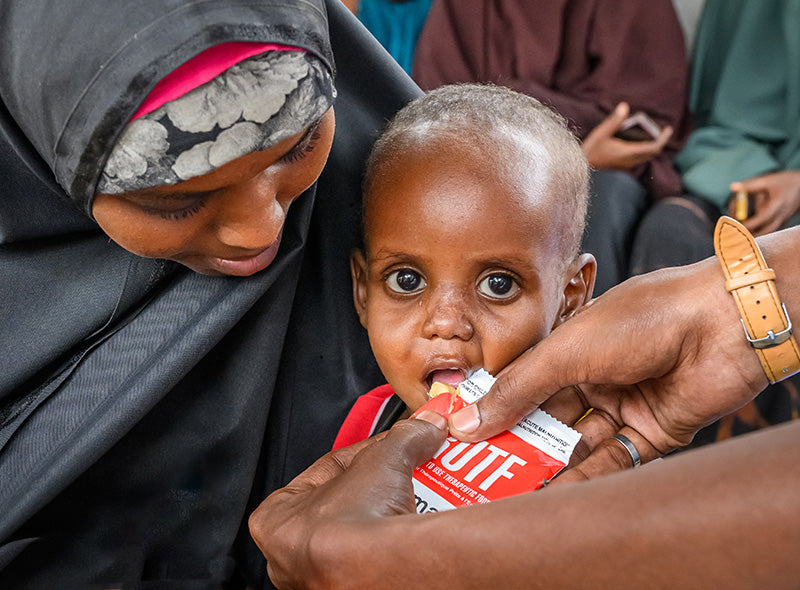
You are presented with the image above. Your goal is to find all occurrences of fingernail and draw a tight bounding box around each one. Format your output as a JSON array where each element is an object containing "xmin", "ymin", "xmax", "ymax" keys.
[
  {"xmin": 450, "ymin": 404, "xmax": 481, "ymax": 434},
  {"xmin": 615, "ymin": 103, "xmax": 627, "ymax": 115},
  {"xmin": 413, "ymin": 410, "xmax": 447, "ymax": 430}
]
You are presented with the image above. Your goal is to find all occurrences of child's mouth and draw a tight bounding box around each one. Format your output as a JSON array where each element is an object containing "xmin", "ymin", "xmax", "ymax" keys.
[{"xmin": 426, "ymin": 368, "xmax": 467, "ymax": 391}]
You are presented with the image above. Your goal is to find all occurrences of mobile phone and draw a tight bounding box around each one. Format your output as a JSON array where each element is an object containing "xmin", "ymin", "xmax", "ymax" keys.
[{"xmin": 614, "ymin": 111, "xmax": 662, "ymax": 142}]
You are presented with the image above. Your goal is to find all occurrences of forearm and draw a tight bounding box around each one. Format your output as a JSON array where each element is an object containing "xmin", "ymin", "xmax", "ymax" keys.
[{"xmin": 332, "ymin": 420, "xmax": 800, "ymax": 589}]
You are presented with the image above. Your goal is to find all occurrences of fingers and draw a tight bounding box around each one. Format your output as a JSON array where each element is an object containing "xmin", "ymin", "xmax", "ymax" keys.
[
  {"xmin": 744, "ymin": 199, "xmax": 782, "ymax": 236},
  {"xmin": 550, "ymin": 424, "xmax": 664, "ymax": 487},
  {"xmin": 621, "ymin": 125, "xmax": 673, "ymax": 164},
  {"xmin": 377, "ymin": 414, "xmax": 449, "ymax": 471},
  {"xmin": 539, "ymin": 386, "xmax": 591, "ymax": 425},
  {"xmin": 651, "ymin": 124, "xmax": 673, "ymax": 152},
  {"xmin": 280, "ymin": 434, "xmax": 386, "ymax": 494},
  {"xmin": 598, "ymin": 101, "xmax": 631, "ymax": 136},
  {"xmin": 447, "ymin": 280, "xmax": 646, "ymax": 442},
  {"xmin": 449, "ymin": 344, "xmax": 567, "ymax": 441},
  {"xmin": 731, "ymin": 177, "xmax": 767, "ymax": 194},
  {"xmin": 582, "ymin": 102, "xmax": 629, "ymax": 158}
]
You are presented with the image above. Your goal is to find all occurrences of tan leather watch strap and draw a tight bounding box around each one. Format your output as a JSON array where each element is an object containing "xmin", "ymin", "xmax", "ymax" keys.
[{"xmin": 714, "ymin": 216, "xmax": 800, "ymax": 383}]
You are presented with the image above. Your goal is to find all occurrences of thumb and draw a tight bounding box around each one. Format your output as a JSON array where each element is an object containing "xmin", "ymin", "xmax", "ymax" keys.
[
  {"xmin": 596, "ymin": 102, "xmax": 630, "ymax": 136},
  {"xmin": 449, "ymin": 329, "xmax": 581, "ymax": 441},
  {"xmin": 370, "ymin": 412, "xmax": 449, "ymax": 471},
  {"xmin": 731, "ymin": 176, "xmax": 768, "ymax": 194}
]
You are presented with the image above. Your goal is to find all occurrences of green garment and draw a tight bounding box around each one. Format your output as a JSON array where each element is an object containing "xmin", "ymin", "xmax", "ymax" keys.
[{"xmin": 675, "ymin": 0, "xmax": 800, "ymax": 209}]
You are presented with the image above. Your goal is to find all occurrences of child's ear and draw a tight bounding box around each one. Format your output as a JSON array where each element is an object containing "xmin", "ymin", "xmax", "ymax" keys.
[
  {"xmin": 553, "ymin": 253, "xmax": 596, "ymax": 329},
  {"xmin": 350, "ymin": 249, "xmax": 369, "ymax": 328}
]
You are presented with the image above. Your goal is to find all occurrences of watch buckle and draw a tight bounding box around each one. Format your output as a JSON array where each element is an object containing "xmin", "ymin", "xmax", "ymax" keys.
[{"xmin": 741, "ymin": 303, "xmax": 794, "ymax": 349}]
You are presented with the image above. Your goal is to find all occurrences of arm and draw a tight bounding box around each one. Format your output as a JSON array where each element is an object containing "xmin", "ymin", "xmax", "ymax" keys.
[
  {"xmin": 251, "ymin": 417, "xmax": 800, "ymax": 589},
  {"xmin": 450, "ymin": 226, "xmax": 800, "ymax": 476}
]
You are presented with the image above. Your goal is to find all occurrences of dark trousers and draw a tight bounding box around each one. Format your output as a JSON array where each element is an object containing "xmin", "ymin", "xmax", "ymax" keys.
[
  {"xmin": 629, "ymin": 193, "xmax": 719, "ymax": 275},
  {"xmin": 581, "ymin": 169, "xmax": 649, "ymax": 296}
]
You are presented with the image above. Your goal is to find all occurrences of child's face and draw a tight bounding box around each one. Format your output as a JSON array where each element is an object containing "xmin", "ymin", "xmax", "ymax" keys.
[
  {"xmin": 92, "ymin": 109, "xmax": 335, "ymax": 276},
  {"xmin": 351, "ymin": 141, "xmax": 595, "ymax": 411}
]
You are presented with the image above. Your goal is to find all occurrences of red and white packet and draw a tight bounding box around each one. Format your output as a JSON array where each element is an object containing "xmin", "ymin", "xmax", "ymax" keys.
[{"xmin": 411, "ymin": 369, "xmax": 581, "ymax": 513}]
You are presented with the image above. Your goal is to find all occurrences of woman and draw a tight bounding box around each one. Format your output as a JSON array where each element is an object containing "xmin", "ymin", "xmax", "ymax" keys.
[{"xmin": 0, "ymin": 0, "xmax": 416, "ymax": 586}]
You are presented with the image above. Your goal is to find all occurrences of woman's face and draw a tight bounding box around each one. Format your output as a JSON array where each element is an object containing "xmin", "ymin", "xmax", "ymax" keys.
[{"xmin": 93, "ymin": 108, "xmax": 335, "ymax": 276}]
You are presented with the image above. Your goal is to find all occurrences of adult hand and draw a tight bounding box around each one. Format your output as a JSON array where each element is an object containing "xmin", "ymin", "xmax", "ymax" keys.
[
  {"xmin": 249, "ymin": 413, "xmax": 447, "ymax": 589},
  {"xmin": 449, "ymin": 254, "xmax": 769, "ymax": 482},
  {"xmin": 729, "ymin": 171, "xmax": 800, "ymax": 236},
  {"xmin": 581, "ymin": 102, "xmax": 673, "ymax": 171}
]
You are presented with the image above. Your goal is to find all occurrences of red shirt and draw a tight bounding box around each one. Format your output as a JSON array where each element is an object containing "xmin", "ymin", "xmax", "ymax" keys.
[{"xmin": 332, "ymin": 384, "xmax": 396, "ymax": 450}]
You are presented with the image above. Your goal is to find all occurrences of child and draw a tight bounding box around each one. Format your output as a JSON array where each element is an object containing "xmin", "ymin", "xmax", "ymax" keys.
[{"xmin": 334, "ymin": 83, "xmax": 596, "ymax": 448}]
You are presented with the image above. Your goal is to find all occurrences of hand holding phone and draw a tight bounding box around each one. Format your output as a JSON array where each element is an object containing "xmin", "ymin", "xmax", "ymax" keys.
[{"xmin": 614, "ymin": 111, "xmax": 662, "ymax": 142}]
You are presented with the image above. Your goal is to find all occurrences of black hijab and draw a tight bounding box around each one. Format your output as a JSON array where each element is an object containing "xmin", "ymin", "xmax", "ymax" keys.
[{"xmin": 0, "ymin": 0, "xmax": 418, "ymax": 587}]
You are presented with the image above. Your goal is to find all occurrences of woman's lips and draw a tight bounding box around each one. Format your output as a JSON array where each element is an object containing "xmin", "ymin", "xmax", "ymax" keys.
[{"xmin": 209, "ymin": 237, "xmax": 282, "ymax": 276}]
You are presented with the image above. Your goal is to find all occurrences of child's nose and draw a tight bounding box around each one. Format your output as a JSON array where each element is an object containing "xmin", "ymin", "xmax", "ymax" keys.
[{"xmin": 422, "ymin": 288, "xmax": 475, "ymax": 341}]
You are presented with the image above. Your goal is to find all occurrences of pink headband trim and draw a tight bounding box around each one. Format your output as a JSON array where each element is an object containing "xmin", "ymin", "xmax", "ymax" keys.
[{"xmin": 132, "ymin": 41, "xmax": 306, "ymax": 120}]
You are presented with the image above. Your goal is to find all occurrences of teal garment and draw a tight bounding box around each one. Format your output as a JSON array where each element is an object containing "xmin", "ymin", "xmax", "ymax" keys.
[
  {"xmin": 359, "ymin": 0, "xmax": 433, "ymax": 74},
  {"xmin": 675, "ymin": 0, "xmax": 800, "ymax": 209}
]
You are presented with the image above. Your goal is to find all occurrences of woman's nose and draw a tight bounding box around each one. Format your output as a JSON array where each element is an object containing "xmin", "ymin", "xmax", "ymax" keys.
[
  {"xmin": 215, "ymin": 183, "xmax": 286, "ymax": 250},
  {"xmin": 421, "ymin": 288, "xmax": 475, "ymax": 341}
]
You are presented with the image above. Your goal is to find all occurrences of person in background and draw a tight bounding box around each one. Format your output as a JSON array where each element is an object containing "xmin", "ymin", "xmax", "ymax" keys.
[
  {"xmin": 336, "ymin": 83, "xmax": 595, "ymax": 447},
  {"xmin": 630, "ymin": 0, "xmax": 800, "ymax": 446},
  {"xmin": 412, "ymin": 0, "xmax": 689, "ymax": 295},
  {"xmin": 341, "ymin": 0, "xmax": 433, "ymax": 75}
]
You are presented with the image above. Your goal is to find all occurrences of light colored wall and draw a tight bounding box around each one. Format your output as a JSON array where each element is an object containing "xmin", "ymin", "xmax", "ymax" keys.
[{"xmin": 672, "ymin": 0, "xmax": 706, "ymax": 55}]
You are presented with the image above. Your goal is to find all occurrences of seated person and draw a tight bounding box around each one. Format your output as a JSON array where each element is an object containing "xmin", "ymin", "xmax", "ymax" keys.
[
  {"xmin": 333, "ymin": 83, "xmax": 596, "ymax": 446},
  {"xmin": 411, "ymin": 0, "xmax": 689, "ymax": 295}
]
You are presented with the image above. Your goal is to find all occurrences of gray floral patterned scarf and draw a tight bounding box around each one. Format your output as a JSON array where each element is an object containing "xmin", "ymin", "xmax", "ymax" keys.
[{"xmin": 97, "ymin": 50, "xmax": 335, "ymax": 194}]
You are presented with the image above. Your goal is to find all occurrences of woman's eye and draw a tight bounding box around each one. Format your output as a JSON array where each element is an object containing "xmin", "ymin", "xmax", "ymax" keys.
[
  {"xmin": 477, "ymin": 273, "xmax": 519, "ymax": 300},
  {"xmin": 279, "ymin": 120, "xmax": 322, "ymax": 164},
  {"xmin": 142, "ymin": 197, "xmax": 208, "ymax": 221},
  {"xmin": 386, "ymin": 269, "xmax": 426, "ymax": 293}
]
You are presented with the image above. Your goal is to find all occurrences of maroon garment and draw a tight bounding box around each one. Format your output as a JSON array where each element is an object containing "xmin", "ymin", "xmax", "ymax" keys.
[{"xmin": 412, "ymin": 0, "xmax": 690, "ymax": 199}]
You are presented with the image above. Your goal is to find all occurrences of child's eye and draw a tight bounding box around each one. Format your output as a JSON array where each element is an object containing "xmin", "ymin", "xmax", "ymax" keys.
[
  {"xmin": 386, "ymin": 269, "xmax": 426, "ymax": 293},
  {"xmin": 477, "ymin": 273, "xmax": 519, "ymax": 300}
]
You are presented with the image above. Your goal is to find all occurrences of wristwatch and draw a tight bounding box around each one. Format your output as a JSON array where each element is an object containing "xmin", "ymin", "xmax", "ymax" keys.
[{"xmin": 714, "ymin": 216, "xmax": 800, "ymax": 383}]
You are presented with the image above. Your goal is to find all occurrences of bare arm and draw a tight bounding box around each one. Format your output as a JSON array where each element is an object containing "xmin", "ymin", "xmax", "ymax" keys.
[
  {"xmin": 251, "ymin": 416, "xmax": 800, "ymax": 589},
  {"xmin": 450, "ymin": 226, "xmax": 800, "ymax": 479},
  {"xmin": 325, "ymin": 421, "xmax": 800, "ymax": 589}
]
